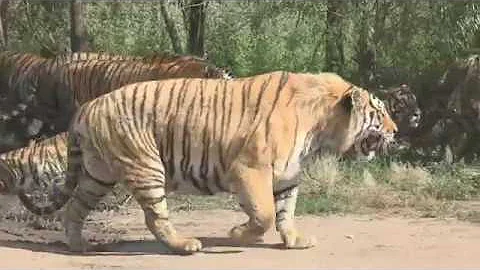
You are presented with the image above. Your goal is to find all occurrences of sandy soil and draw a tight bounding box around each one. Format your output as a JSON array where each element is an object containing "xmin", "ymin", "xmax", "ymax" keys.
[{"xmin": 0, "ymin": 196, "xmax": 479, "ymax": 269}]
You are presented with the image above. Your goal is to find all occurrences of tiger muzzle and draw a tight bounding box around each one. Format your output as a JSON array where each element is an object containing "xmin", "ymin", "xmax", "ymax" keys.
[{"xmin": 359, "ymin": 129, "xmax": 394, "ymax": 158}]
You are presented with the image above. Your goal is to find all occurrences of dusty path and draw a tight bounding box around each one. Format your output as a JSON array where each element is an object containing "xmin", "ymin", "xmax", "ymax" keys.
[{"xmin": 0, "ymin": 206, "xmax": 479, "ymax": 269}]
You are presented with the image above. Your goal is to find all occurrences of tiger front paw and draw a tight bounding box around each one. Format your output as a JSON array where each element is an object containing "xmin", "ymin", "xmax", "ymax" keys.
[
  {"xmin": 281, "ymin": 229, "xmax": 316, "ymax": 249},
  {"xmin": 169, "ymin": 237, "xmax": 203, "ymax": 254}
]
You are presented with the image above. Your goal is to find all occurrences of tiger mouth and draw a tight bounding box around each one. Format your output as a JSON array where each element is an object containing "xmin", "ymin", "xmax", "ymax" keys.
[
  {"xmin": 409, "ymin": 117, "xmax": 421, "ymax": 128},
  {"xmin": 357, "ymin": 131, "xmax": 394, "ymax": 158}
]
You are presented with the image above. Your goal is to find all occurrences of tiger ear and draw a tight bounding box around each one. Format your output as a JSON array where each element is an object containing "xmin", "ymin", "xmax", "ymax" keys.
[
  {"xmin": 202, "ymin": 51, "xmax": 209, "ymax": 60},
  {"xmin": 340, "ymin": 88, "xmax": 366, "ymax": 113},
  {"xmin": 351, "ymin": 88, "xmax": 368, "ymax": 108}
]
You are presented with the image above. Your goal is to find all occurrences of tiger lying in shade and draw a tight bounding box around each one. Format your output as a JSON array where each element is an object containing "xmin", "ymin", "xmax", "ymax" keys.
[{"xmin": 6, "ymin": 71, "xmax": 396, "ymax": 254}]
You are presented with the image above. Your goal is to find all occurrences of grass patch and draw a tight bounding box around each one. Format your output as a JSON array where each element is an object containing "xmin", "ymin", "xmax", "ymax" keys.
[{"xmin": 296, "ymin": 154, "xmax": 480, "ymax": 219}]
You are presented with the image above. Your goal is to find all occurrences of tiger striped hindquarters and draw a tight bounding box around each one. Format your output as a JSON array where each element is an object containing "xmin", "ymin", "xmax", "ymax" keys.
[
  {"xmin": 27, "ymin": 72, "xmax": 396, "ymax": 254},
  {"xmin": 0, "ymin": 132, "xmax": 67, "ymax": 200}
]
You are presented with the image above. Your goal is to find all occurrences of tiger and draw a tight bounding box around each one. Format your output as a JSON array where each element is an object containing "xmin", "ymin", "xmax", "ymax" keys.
[
  {"xmin": 0, "ymin": 51, "xmax": 51, "ymax": 152},
  {"xmin": 6, "ymin": 55, "xmax": 233, "ymax": 212},
  {"xmin": 374, "ymin": 84, "xmax": 421, "ymax": 149},
  {"xmin": 0, "ymin": 132, "xmax": 67, "ymax": 196},
  {"xmin": 0, "ymin": 130, "xmax": 129, "ymax": 212},
  {"xmin": 0, "ymin": 51, "xmax": 46, "ymax": 98},
  {"xmin": 1, "ymin": 51, "xmax": 233, "ymax": 143},
  {"xmin": 377, "ymin": 84, "xmax": 421, "ymax": 133},
  {"xmin": 0, "ymin": 51, "xmax": 47, "ymax": 119},
  {"xmin": 0, "ymin": 51, "xmax": 133, "ymax": 152},
  {"xmin": 0, "ymin": 51, "xmax": 119, "ymax": 111},
  {"xmin": 24, "ymin": 71, "xmax": 397, "ymax": 254},
  {"xmin": 24, "ymin": 55, "xmax": 233, "ymax": 137}
]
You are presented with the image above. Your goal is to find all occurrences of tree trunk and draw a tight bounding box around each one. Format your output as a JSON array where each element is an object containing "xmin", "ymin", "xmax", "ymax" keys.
[
  {"xmin": 399, "ymin": 1, "xmax": 414, "ymax": 50},
  {"xmin": 356, "ymin": 2, "xmax": 376, "ymax": 88},
  {"xmin": 325, "ymin": 0, "xmax": 345, "ymax": 74},
  {"xmin": 70, "ymin": 0, "xmax": 89, "ymax": 52},
  {"xmin": 159, "ymin": 2, "xmax": 183, "ymax": 54},
  {"xmin": 111, "ymin": 1, "xmax": 121, "ymax": 15},
  {"xmin": 186, "ymin": 0, "xmax": 206, "ymax": 57},
  {"xmin": 0, "ymin": 0, "xmax": 8, "ymax": 49},
  {"xmin": 373, "ymin": 0, "xmax": 390, "ymax": 48}
]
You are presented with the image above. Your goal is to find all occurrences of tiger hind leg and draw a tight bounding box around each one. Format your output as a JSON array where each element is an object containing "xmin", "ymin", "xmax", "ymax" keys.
[
  {"xmin": 124, "ymin": 162, "xmax": 202, "ymax": 254},
  {"xmin": 63, "ymin": 134, "xmax": 115, "ymax": 252},
  {"xmin": 228, "ymin": 164, "xmax": 275, "ymax": 245},
  {"xmin": 274, "ymin": 185, "xmax": 316, "ymax": 249},
  {"xmin": 62, "ymin": 169, "xmax": 115, "ymax": 252}
]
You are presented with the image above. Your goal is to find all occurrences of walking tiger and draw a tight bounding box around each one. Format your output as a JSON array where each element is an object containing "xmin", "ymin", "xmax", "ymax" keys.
[{"xmin": 20, "ymin": 71, "xmax": 397, "ymax": 253}]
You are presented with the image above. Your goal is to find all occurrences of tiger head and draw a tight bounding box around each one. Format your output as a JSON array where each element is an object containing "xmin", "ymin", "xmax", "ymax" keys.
[
  {"xmin": 204, "ymin": 65, "xmax": 235, "ymax": 80},
  {"xmin": 380, "ymin": 84, "xmax": 421, "ymax": 134},
  {"xmin": 445, "ymin": 55, "xmax": 480, "ymax": 132},
  {"xmin": 342, "ymin": 87, "xmax": 398, "ymax": 160}
]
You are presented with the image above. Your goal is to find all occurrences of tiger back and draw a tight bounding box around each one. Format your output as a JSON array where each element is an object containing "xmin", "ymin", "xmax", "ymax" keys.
[{"xmin": 30, "ymin": 55, "xmax": 232, "ymax": 135}]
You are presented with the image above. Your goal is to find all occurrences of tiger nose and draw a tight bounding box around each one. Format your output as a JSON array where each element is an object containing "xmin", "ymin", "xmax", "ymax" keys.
[
  {"xmin": 366, "ymin": 133, "xmax": 380, "ymax": 146},
  {"xmin": 413, "ymin": 109, "xmax": 421, "ymax": 118}
]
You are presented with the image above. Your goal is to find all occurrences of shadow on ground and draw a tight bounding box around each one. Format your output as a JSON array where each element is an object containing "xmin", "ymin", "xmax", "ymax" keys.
[{"xmin": 0, "ymin": 236, "xmax": 284, "ymax": 256}]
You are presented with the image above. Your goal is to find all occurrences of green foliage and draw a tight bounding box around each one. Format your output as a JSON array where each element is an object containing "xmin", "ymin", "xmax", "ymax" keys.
[{"xmin": 5, "ymin": 1, "xmax": 478, "ymax": 82}]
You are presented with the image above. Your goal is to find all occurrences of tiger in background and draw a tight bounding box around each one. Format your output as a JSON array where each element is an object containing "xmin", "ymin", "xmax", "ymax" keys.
[
  {"xmin": 21, "ymin": 53, "xmax": 233, "ymax": 137},
  {"xmin": 0, "ymin": 51, "xmax": 133, "ymax": 152},
  {"xmin": 0, "ymin": 50, "xmax": 233, "ymax": 145},
  {"xmin": 2, "ymin": 53, "xmax": 233, "ymax": 213},
  {"xmin": 374, "ymin": 84, "xmax": 421, "ymax": 148},
  {"xmin": 0, "ymin": 51, "xmax": 49, "ymax": 151},
  {"xmin": 0, "ymin": 132, "xmax": 67, "ymax": 196},
  {"xmin": 25, "ymin": 72, "xmax": 397, "ymax": 254},
  {"xmin": 28, "ymin": 56, "xmax": 232, "ymax": 135},
  {"xmin": 377, "ymin": 84, "xmax": 421, "ymax": 134},
  {"xmin": 0, "ymin": 51, "xmax": 46, "ymax": 100},
  {"xmin": 0, "ymin": 50, "xmax": 121, "ymax": 112},
  {"xmin": 0, "ymin": 131, "xmax": 129, "ymax": 211}
]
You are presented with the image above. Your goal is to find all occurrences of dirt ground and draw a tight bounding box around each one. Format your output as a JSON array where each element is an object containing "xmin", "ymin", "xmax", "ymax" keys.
[{"xmin": 0, "ymin": 195, "xmax": 480, "ymax": 269}]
